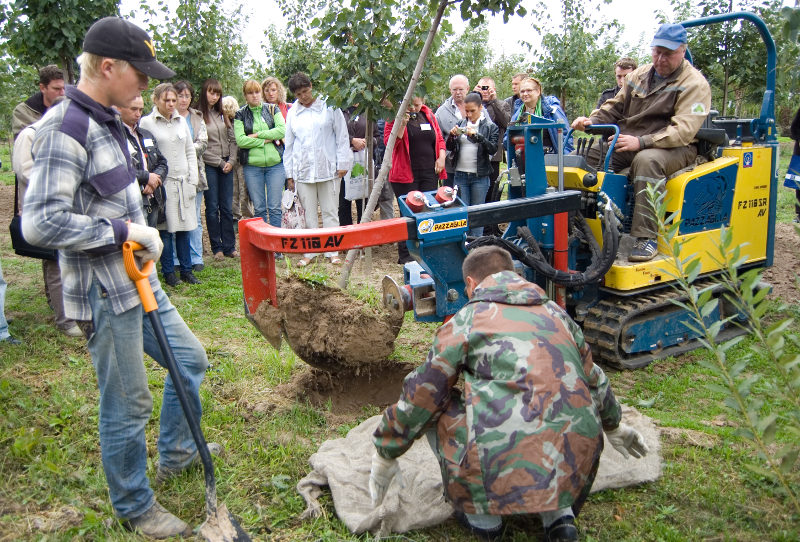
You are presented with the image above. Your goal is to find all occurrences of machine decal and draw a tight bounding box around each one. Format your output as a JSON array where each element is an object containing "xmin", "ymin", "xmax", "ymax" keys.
[
  {"xmin": 743, "ymin": 152, "xmax": 753, "ymax": 168},
  {"xmin": 679, "ymin": 164, "xmax": 737, "ymax": 234},
  {"xmin": 418, "ymin": 218, "xmax": 467, "ymax": 235}
]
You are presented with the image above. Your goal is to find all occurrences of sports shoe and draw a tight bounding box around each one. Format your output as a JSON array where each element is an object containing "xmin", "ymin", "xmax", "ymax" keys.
[
  {"xmin": 629, "ymin": 238, "xmax": 658, "ymax": 262},
  {"xmin": 122, "ymin": 500, "xmax": 192, "ymax": 539},
  {"xmin": 453, "ymin": 511, "xmax": 503, "ymax": 541},
  {"xmin": 0, "ymin": 335, "xmax": 22, "ymax": 345},
  {"xmin": 179, "ymin": 271, "xmax": 200, "ymax": 285},
  {"xmin": 192, "ymin": 263, "xmax": 204, "ymax": 272},
  {"xmin": 163, "ymin": 273, "xmax": 180, "ymax": 287},
  {"xmin": 213, "ymin": 251, "xmax": 225, "ymax": 261},
  {"xmin": 545, "ymin": 515, "xmax": 578, "ymax": 542},
  {"xmin": 155, "ymin": 442, "xmax": 224, "ymax": 484}
]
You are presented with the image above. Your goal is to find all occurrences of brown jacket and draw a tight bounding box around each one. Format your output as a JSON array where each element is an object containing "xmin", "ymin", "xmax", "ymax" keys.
[
  {"xmin": 202, "ymin": 111, "xmax": 237, "ymax": 169},
  {"xmin": 589, "ymin": 59, "xmax": 711, "ymax": 149}
]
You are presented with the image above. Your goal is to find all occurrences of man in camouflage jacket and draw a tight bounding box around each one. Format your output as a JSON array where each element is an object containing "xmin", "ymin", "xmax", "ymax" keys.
[{"xmin": 371, "ymin": 246, "xmax": 647, "ymax": 541}]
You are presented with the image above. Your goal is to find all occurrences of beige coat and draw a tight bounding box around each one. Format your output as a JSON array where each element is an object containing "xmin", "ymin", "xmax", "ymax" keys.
[{"xmin": 140, "ymin": 108, "xmax": 198, "ymax": 232}]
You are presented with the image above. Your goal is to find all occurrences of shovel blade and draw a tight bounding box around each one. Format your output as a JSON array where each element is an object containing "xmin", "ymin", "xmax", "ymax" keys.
[{"xmin": 198, "ymin": 503, "xmax": 251, "ymax": 542}]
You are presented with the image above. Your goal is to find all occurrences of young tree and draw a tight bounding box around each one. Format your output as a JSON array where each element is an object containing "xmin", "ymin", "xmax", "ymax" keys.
[
  {"xmin": 428, "ymin": 23, "xmax": 492, "ymax": 103},
  {"xmin": 309, "ymin": 0, "xmax": 526, "ymax": 286},
  {"xmin": 137, "ymin": 0, "xmax": 247, "ymax": 96},
  {"xmin": 529, "ymin": 0, "xmax": 622, "ymax": 119},
  {"xmin": 1, "ymin": 0, "xmax": 120, "ymax": 83}
]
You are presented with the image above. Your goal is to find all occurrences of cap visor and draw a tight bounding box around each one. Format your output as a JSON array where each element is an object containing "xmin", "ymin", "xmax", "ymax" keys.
[
  {"xmin": 129, "ymin": 59, "xmax": 175, "ymax": 80},
  {"xmin": 650, "ymin": 38, "xmax": 682, "ymax": 50}
]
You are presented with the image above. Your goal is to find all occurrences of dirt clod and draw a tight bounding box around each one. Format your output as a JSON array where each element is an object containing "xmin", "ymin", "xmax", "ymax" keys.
[{"xmin": 252, "ymin": 275, "xmax": 403, "ymax": 371}]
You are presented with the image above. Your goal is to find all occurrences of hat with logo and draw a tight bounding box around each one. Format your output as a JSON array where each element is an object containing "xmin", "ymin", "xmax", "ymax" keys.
[
  {"xmin": 83, "ymin": 17, "xmax": 175, "ymax": 80},
  {"xmin": 651, "ymin": 23, "xmax": 688, "ymax": 50}
]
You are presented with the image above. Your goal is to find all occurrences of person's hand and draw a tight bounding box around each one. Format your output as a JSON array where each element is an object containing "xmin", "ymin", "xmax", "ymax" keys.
[
  {"xmin": 606, "ymin": 423, "xmax": 649, "ymax": 459},
  {"xmin": 466, "ymin": 127, "xmax": 477, "ymax": 138},
  {"xmin": 351, "ymin": 137, "xmax": 366, "ymax": 151},
  {"xmin": 449, "ymin": 126, "xmax": 461, "ymax": 136},
  {"xmin": 571, "ymin": 116, "xmax": 592, "ymax": 131},
  {"xmin": 435, "ymin": 155, "xmax": 445, "ymax": 174},
  {"xmin": 248, "ymin": 133, "xmax": 259, "ymax": 138},
  {"xmin": 222, "ymin": 161, "xmax": 233, "ymax": 173},
  {"xmin": 489, "ymin": 87, "xmax": 497, "ymax": 100},
  {"xmin": 126, "ymin": 222, "xmax": 163, "ymax": 263},
  {"xmin": 286, "ymin": 178, "xmax": 295, "ymax": 191},
  {"xmin": 143, "ymin": 173, "xmax": 160, "ymax": 195},
  {"xmin": 369, "ymin": 452, "xmax": 400, "ymax": 507},
  {"xmin": 336, "ymin": 169, "xmax": 348, "ymax": 178},
  {"xmin": 612, "ymin": 134, "xmax": 641, "ymax": 152}
]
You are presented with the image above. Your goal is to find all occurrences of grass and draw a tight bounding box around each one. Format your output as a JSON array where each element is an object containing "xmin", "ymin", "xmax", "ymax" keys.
[
  {"xmin": 1, "ymin": 141, "xmax": 799, "ymax": 540},
  {"xmin": 1, "ymin": 140, "xmax": 14, "ymax": 187}
]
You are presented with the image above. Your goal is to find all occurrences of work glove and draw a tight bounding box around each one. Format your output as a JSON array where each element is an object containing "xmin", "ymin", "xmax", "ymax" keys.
[
  {"xmin": 126, "ymin": 222, "xmax": 163, "ymax": 263},
  {"xmin": 605, "ymin": 423, "xmax": 649, "ymax": 459},
  {"xmin": 369, "ymin": 452, "xmax": 400, "ymax": 507}
]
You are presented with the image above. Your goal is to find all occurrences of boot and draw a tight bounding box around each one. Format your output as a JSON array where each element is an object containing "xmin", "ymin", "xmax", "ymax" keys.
[{"xmin": 122, "ymin": 501, "xmax": 192, "ymax": 539}]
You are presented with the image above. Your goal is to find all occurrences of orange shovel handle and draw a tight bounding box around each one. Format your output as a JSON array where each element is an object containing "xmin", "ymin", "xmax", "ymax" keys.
[{"xmin": 122, "ymin": 241, "xmax": 158, "ymax": 313}]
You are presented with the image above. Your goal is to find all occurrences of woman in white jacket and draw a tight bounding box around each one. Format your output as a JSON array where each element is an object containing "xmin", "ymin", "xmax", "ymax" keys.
[
  {"xmin": 140, "ymin": 83, "xmax": 200, "ymax": 286},
  {"xmin": 283, "ymin": 73, "xmax": 352, "ymax": 266}
]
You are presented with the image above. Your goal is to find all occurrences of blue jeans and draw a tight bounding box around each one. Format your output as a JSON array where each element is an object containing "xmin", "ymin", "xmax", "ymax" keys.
[
  {"xmin": 243, "ymin": 163, "xmax": 285, "ymax": 227},
  {"xmin": 204, "ymin": 165, "xmax": 235, "ymax": 254},
  {"xmin": 173, "ymin": 195, "xmax": 203, "ymax": 267},
  {"xmin": 86, "ymin": 279, "xmax": 208, "ymax": 518},
  {"xmin": 454, "ymin": 171, "xmax": 490, "ymax": 236},
  {"xmin": 160, "ymin": 230, "xmax": 191, "ymax": 275},
  {"xmin": 0, "ymin": 259, "xmax": 9, "ymax": 340}
]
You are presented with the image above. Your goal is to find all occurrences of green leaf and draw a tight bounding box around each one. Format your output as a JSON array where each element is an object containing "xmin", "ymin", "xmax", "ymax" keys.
[{"xmin": 743, "ymin": 463, "xmax": 776, "ymax": 480}]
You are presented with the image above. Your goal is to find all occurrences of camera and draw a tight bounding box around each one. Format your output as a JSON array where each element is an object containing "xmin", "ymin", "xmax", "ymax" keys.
[
  {"xmin": 479, "ymin": 85, "xmax": 490, "ymax": 90},
  {"xmin": 409, "ymin": 112, "xmax": 418, "ymax": 120}
]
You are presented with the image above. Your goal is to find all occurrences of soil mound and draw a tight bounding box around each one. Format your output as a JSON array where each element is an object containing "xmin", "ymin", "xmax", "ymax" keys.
[{"xmin": 252, "ymin": 275, "xmax": 403, "ymax": 371}]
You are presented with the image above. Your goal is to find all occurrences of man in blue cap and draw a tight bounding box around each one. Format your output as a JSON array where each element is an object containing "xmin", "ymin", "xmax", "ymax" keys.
[{"xmin": 572, "ymin": 23, "xmax": 711, "ymax": 262}]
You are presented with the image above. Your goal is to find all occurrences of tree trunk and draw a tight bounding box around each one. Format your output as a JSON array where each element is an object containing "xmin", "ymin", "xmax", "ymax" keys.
[{"xmin": 337, "ymin": 0, "xmax": 449, "ymax": 288}]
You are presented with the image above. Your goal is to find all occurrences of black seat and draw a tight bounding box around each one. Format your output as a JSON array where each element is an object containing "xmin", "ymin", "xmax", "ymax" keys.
[{"xmin": 544, "ymin": 154, "xmax": 595, "ymax": 172}]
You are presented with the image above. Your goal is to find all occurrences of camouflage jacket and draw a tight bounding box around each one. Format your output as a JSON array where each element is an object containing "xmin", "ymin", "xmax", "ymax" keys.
[{"xmin": 373, "ymin": 271, "xmax": 622, "ymax": 515}]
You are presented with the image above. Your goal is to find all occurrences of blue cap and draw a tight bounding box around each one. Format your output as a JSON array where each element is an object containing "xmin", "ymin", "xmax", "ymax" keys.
[{"xmin": 651, "ymin": 23, "xmax": 688, "ymax": 50}]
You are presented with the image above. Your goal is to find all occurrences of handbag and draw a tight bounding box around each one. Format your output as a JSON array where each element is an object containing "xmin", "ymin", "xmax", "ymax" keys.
[
  {"xmin": 344, "ymin": 149, "xmax": 368, "ymax": 201},
  {"xmin": 784, "ymin": 154, "xmax": 800, "ymax": 189},
  {"xmin": 8, "ymin": 175, "xmax": 57, "ymax": 261},
  {"xmin": 281, "ymin": 189, "xmax": 306, "ymax": 229}
]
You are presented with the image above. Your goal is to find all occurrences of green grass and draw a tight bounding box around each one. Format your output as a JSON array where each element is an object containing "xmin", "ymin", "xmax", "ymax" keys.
[
  {"xmin": 1, "ymin": 140, "xmax": 14, "ymax": 187},
  {"xmin": 1, "ymin": 143, "xmax": 799, "ymax": 539}
]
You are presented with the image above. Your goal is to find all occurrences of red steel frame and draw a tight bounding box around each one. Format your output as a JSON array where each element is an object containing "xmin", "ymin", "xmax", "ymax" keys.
[{"xmin": 239, "ymin": 217, "xmax": 411, "ymax": 315}]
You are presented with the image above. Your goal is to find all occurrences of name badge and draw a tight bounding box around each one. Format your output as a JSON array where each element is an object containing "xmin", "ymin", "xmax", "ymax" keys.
[
  {"xmin": 420, "ymin": 123, "xmax": 431, "ymax": 131},
  {"xmin": 143, "ymin": 138, "xmax": 154, "ymax": 147}
]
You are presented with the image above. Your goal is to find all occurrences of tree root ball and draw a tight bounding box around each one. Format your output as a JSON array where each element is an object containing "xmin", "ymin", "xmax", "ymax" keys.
[{"xmin": 252, "ymin": 276, "xmax": 403, "ymax": 371}]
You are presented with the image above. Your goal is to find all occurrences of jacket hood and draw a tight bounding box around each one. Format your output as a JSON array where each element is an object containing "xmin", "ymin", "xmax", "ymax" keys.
[
  {"xmin": 24, "ymin": 91, "xmax": 47, "ymax": 115},
  {"xmin": 469, "ymin": 270, "xmax": 548, "ymax": 306}
]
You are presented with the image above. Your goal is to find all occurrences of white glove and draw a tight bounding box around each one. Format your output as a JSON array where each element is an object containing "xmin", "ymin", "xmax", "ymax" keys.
[
  {"xmin": 126, "ymin": 222, "xmax": 163, "ymax": 263},
  {"xmin": 368, "ymin": 452, "xmax": 400, "ymax": 507},
  {"xmin": 606, "ymin": 423, "xmax": 649, "ymax": 459}
]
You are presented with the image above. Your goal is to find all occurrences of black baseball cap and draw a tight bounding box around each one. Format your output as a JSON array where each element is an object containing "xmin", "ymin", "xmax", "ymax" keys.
[{"xmin": 83, "ymin": 17, "xmax": 175, "ymax": 80}]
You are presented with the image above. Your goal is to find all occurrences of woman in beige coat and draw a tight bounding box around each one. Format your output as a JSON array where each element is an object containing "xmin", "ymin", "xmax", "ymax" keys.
[{"xmin": 140, "ymin": 83, "xmax": 200, "ymax": 286}]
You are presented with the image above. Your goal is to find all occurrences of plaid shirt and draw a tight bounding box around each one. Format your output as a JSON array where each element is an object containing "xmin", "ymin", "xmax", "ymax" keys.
[{"xmin": 21, "ymin": 87, "xmax": 161, "ymax": 321}]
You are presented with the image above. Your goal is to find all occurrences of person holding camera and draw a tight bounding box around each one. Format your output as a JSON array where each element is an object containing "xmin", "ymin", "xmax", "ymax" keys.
[
  {"xmin": 475, "ymin": 77, "xmax": 510, "ymax": 212},
  {"xmin": 384, "ymin": 94, "xmax": 447, "ymax": 263},
  {"xmin": 446, "ymin": 92, "xmax": 499, "ymax": 237}
]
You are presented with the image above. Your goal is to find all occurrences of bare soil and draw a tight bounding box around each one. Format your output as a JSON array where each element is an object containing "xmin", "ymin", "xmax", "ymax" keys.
[
  {"xmin": 252, "ymin": 274, "xmax": 403, "ymax": 371},
  {"xmin": 761, "ymin": 222, "xmax": 800, "ymax": 304}
]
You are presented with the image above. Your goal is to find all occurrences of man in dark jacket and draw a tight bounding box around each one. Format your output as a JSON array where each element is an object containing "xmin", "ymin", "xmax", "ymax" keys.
[
  {"xmin": 596, "ymin": 57, "xmax": 637, "ymax": 109},
  {"xmin": 504, "ymin": 72, "xmax": 527, "ymax": 118},
  {"xmin": 119, "ymin": 95, "xmax": 168, "ymax": 227},
  {"xmin": 475, "ymin": 76, "xmax": 510, "ymax": 208},
  {"xmin": 12, "ymin": 65, "xmax": 66, "ymax": 140}
]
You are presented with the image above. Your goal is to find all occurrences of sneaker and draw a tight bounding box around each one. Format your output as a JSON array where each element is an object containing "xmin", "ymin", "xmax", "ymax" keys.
[
  {"xmin": 545, "ymin": 516, "xmax": 578, "ymax": 542},
  {"xmin": 213, "ymin": 251, "xmax": 225, "ymax": 261},
  {"xmin": 629, "ymin": 238, "xmax": 658, "ymax": 262},
  {"xmin": 179, "ymin": 271, "xmax": 200, "ymax": 285},
  {"xmin": 0, "ymin": 335, "xmax": 22, "ymax": 345},
  {"xmin": 155, "ymin": 442, "xmax": 224, "ymax": 484},
  {"xmin": 453, "ymin": 511, "xmax": 503, "ymax": 541},
  {"xmin": 122, "ymin": 501, "xmax": 192, "ymax": 539},
  {"xmin": 192, "ymin": 263, "xmax": 204, "ymax": 272},
  {"xmin": 59, "ymin": 323, "xmax": 84, "ymax": 338},
  {"xmin": 163, "ymin": 272, "xmax": 180, "ymax": 287}
]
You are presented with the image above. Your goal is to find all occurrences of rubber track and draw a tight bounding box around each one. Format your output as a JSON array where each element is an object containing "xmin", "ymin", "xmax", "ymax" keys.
[{"xmin": 583, "ymin": 278, "xmax": 749, "ymax": 369}]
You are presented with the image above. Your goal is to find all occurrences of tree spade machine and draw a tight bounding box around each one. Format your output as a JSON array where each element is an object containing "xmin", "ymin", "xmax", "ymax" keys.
[{"xmin": 239, "ymin": 12, "xmax": 778, "ymax": 370}]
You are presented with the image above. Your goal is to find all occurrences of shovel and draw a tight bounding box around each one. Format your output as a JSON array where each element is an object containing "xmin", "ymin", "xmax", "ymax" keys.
[{"xmin": 123, "ymin": 241, "xmax": 253, "ymax": 542}]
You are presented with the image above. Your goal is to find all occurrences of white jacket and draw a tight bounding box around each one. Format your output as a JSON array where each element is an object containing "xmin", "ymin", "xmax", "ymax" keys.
[{"xmin": 283, "ymin": 98, "xmax": 352, "ymax": 183}]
